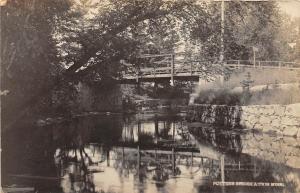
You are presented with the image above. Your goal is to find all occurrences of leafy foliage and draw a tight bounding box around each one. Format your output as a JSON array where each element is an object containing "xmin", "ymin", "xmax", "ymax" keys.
[
  {"xmin": 56, "ymin": 0, "xmax": 209, "ymax": 81},
  {"xmin": 190, "ymin": 1, "xmax": 285, "ymax": 60},
  {"xmin": 1, "ymin": 0, "xmax": 71, "ymax": 121}
]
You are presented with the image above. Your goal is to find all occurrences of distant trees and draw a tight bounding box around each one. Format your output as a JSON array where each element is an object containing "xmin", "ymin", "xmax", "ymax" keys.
[
  {"xmin": 286, "ymin": 17, "xmax": 300, "ymax": 63},
  {"xmin": 189, "ymin": 1, "xmax": 286, "ymax": 61}
]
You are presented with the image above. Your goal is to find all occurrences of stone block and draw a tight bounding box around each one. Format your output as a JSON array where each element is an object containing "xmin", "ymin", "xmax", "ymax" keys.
[
  {"xmin": 285, "ymin": 103, "xmax": 300, "ymax": 117},
  {"xmin": 270, "ymin": 117, "xmax": 281, "ymax": 127},
  {"xmin": 272, "ymin": 105, "xmax": 287, "ymax": 115},
  {"xmin": 282, "ymin": 137, "xmax": 300, "ymax": 147},
  {"xmin": 261, "ymin": 124, "xmax": 276, "ymax": 133},
  {"xmin": 281, "ymin": 117, "xmax": 300, "ymax": 126},
  {"xmin": 282, "ymin": 126, "xmax": 299, "ymax": 137},
  {"xmin": 260, "ymin": 108, "xmax": 276, "ymax": 116},
  {"xmin": 259, "ymin": 116, "xmax": 272, "ymax": 125},
  {"xmin": 285, "ymin": 156, "xmax": 300, "ymax": 168}
]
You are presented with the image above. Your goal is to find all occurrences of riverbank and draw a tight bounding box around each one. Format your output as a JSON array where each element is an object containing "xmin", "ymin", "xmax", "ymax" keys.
[{"xmin": 187, "ymin": 103, "xmax": 300, "ymax": 138}]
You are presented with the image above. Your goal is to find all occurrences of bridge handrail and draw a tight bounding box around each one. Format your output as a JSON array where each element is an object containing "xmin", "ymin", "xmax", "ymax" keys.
[
  {"xmin": 225, "ymin": 60, "xmax": 300, "ymax": 68},
  {"xmin": 226, "ymin": 60, "xmax": 298, "ymax": 64},
  {"xmin": 122, "ymin": 59, "xmax": 300, "ymax": 80}
]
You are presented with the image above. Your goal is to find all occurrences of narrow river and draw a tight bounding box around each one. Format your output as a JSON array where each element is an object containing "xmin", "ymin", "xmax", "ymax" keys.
[{"xmin": 2, "ymin": 112, "xmax": 300, "ymax": 193}]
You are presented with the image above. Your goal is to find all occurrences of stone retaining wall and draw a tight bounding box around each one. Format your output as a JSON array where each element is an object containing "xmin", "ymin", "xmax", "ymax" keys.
[
  {"xmin": 241, "ymin": 133, "xmax": 300, "ymax": 169},
  {"xmin": 187, "ymin": 103, "xmax": 300, "ymax": 137}
]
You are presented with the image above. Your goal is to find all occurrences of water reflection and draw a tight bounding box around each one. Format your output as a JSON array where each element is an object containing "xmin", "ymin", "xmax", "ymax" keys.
[{"xmin": 2, "ymin": 113, "xmax": 300, "ymax": 193}]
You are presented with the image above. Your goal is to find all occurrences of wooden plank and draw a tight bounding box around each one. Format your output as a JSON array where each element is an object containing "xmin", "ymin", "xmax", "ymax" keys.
[
  {"xmin": 2, "ymin": 187, "xmax": 35, "ymax": 193},
  {"xmin": 139, "ymin": 54, "xmax": 172, "ymax": 58},
  {"xmin": 8, "ymin": 174, "xmax": 62, "ymax": 180}
]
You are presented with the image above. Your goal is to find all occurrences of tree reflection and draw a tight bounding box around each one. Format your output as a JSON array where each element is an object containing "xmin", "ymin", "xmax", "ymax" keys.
[
  {"xmin": 52, "ymin": 115, "xmax": 125, "ymax": 193},
  {"xmin": 189, "ymin": 125, "xmax": 243, "ymax": 154},
  {"xmin": 52, "ymin": 114, "xmax": 191, "ymax": 192}
]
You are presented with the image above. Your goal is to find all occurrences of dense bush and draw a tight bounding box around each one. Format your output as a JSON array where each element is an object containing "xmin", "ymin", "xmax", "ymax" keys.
[
  {"xmin": 194, "ymin": 89, "xmax": 245, "ymax": 105},
  {"xmin": 194, "ymin": 86, "xmax": 300, "ymax": 106}
]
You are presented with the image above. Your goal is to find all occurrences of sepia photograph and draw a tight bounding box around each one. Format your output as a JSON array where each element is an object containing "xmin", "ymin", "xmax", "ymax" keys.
[{"xmin": 1, "ymin": 0, "xmax": 300, "ymax": 193}]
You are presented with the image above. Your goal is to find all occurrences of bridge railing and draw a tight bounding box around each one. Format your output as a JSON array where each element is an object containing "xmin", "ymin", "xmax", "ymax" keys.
[
  {"xmin": 122, "ymin": 59, "xmax": 300, "ymax": 79},
  {"xmin": 174, "ymin": 60, "xmax": 214, "ymax": 74},
  {"xmin": 225, "ymin": 60, "xmax": 300, "ymax": 69},
  {"xmin": 225, "ymin": 60, "xmax": 252, "ymax": 66},
  {"xmin": 258, "ymin": 60, "xmax": 299, "ymax": 68},
  {"xmin": 122, "ymin": 60, "xmax": 214, "ymax": 78}
]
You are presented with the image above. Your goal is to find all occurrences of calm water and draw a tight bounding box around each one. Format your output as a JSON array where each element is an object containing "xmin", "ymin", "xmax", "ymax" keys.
[{"xmin": 2, "ymin": 112, "xmax": 300, "ymax": 193}]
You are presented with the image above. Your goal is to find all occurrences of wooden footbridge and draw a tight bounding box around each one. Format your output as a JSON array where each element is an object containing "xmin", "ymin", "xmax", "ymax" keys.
[{"xmin": 120, "ymin": 54, "xmax": 300, "ymax": 84}]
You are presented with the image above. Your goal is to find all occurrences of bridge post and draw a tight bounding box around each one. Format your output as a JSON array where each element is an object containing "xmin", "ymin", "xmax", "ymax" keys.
[
  {"xmin": 135, "ymin": 64, "xmax": 139, "ymax": 83},
  {"xmin": 135, "ymin": 67, "xmax": 141, "ymax": 94},
  {"xmin": 153, "ymin": 81, "xmax": 158, "ymax": 97},
  {"xmin": 219, "ymin": 75, "xmax": 224, "ymax": 85},
  {"xmin": 253, "ymin": 51, "xmax": 256, "ymax": 67},
  {"xmin": 191, "ymin": 151, "xmax": 194, "ymax": 167},
  {"xmin": 122, "ymin": 146, "xmax": 125, "ymax": 162},
  {"xmin": 220, "ymin": 154, "xmax": 225, "ymax": 183},
  {"xmin": 137, "ymin": 145, "xmax": 140, "ymax": 171},
  {"xmin": 107, "ymin": 150, "xmax": 110, "ymax": 166},
  {"xmin": 170, "ymin": 54, "xmax": 175, "ymax": 86},
  {"xmin": 135, "ymin": 81, "xmax": 140, "ymax": 94},
  {"xmin": 172, "ymin": 148, "xmax": 175, "ymax": 175}
]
